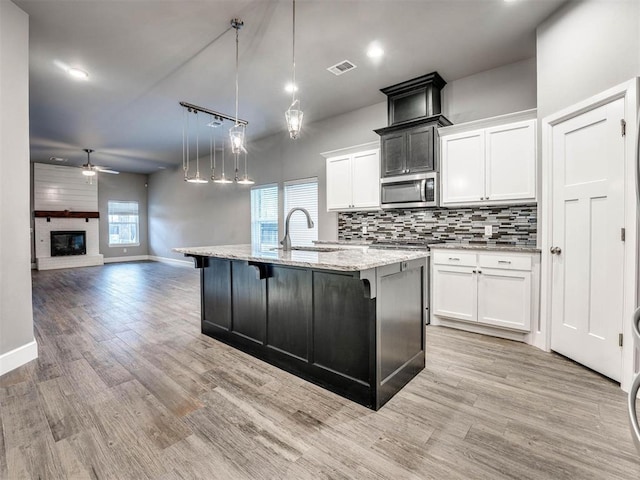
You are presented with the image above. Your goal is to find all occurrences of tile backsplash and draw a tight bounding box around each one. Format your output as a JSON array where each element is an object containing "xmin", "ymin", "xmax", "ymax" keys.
[{"xmin": 338, "ymin": 205, "xmax": 537, "ymax": 245}]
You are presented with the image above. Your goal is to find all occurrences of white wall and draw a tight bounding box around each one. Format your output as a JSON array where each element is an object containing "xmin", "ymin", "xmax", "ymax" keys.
[
  {"xmin": 443, "ymin": 57, "xmax": 537, "ymax": 124},
  {"xmin": 148, "ymin": 59, "xmax": 536, "ymax": 260},
  {"xmin": 537, "ymin": 0, "xmax": 640, "ymax": 119},
  {"xmin": 0, "ymin": 1, "xmax": 36, "ymax": 374}
]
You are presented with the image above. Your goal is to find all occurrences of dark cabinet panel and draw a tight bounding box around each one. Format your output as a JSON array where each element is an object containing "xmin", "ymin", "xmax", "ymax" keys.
[
  {"xmin": 407, "ymin": 124, "xmax": 435, "ymax": 173},
  {"xmin": 378, "ymin": 266, "xmax": 424, "ymax": 381},
  {"xmin": 312, "ymin": 272, "xmax": 374, "ymax": 384},
  {"xmin": 381, "ymin": 133, "xmax": 405, "ymax": 177},
  {"xmin": 231, "ymin": 261, "xmax": 266, "ymax": 344},
  {"xmin": 391, "ymin": 90, "xmax": 427, "ymax": 125},
  {"xmin": 202, "ymin": 258, "xmax": 231, "ymax": 332},
  {"xmin": 267, "ymin": 266, "xmax": 312, "ymax": 360}
]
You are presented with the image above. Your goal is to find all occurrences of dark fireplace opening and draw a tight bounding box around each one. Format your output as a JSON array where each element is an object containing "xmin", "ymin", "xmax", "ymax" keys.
[{"xmin": 51, "ymin": 230, "xmax": 86, "ymax": 257}]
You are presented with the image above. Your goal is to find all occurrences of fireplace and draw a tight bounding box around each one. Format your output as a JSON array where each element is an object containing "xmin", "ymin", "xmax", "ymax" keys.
[{"xmin": 50, "ymin": 230, "xmax": 86, "ymax": 256}]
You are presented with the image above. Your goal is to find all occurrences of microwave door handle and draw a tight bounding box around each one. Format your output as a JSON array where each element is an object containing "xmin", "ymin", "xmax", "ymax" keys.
[{"xmin": 420, "ymin": 179, "xmax": 427, "ymax": 202}]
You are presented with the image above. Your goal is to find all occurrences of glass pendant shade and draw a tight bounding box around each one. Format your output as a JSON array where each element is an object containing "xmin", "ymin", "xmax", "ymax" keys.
[
  {"xmin": 286, "ymin": 99, "xmax": 303, "ymax": 139},
  {"xmin": 237, "ymin": 175, "xmax": 255, "ymax": 185},
  {"xmin": 214, "ymin": 176, "xmax": 233, "ymax": 184},
  {"xmin": 229, "ymin": 124, "xmax": 245, "ymax": 154},
  {"xmin": 82, "ymin": 169, "xmax": 96, "ymax": 177},
  {"xmin": 186, "ymin": 172, "xmax": 208, "ymax": 184}
]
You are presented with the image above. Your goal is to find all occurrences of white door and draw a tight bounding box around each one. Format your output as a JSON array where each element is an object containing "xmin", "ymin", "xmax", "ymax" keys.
[
  {"xmin": 326, "ymin": 155, "xmax": 352, "ymax": 210},
  {"xmin": 351, "ymin": 149, "xmax": 380, "ymax": 208},
  {"xmin": 441, "ymin": 130, "xmax": 485, "ymax": 205},
  {"xmin": 485, "ymin": 120, "xmax": 536, "ymax": 202},
  {"xmin": 550, "ymin": 98, "xmax": 625, "ymax": 381}
]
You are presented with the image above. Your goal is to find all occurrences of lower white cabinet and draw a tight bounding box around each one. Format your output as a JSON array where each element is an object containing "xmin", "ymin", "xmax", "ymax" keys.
[{"xmin": 432, "ymin": 249, "xmax": 537, "ymax": 333}]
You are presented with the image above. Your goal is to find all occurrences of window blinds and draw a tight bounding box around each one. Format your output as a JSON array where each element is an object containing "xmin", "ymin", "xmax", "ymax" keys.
[
  {"xmin": 284, "ymin": 178, "xmax": 318, "ymax": 247},
  {"xmin": 250, "ymin": 184, "xmax": 278, "ymax": 248}
]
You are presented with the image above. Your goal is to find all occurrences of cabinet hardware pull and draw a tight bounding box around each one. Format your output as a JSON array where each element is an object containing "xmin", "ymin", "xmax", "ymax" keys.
[
  {"xmin": 478, "ymin": 270, "xmax": 482, "ymax": 274},
  {"xmin": 472, "ymin": 270, "xmax": 476, "ymax": 274},
  {"xmin": 449, "ymin": 257, "xmax": 460, "ymax": 261},
  {"xmin": 498, "ymin": 260, "xmax": 511, "ymax": 264}
]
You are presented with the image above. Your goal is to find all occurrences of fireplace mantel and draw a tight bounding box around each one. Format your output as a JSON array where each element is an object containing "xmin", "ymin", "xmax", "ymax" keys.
[{"xmin": 34, "ymin": 210, "xmax": 99, "ymax": 219}]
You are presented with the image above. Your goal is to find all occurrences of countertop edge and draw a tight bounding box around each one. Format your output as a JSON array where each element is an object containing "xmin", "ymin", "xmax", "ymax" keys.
[{"xmin": 173, "ymin": 245, "xmax": 428, "ymax": 272}]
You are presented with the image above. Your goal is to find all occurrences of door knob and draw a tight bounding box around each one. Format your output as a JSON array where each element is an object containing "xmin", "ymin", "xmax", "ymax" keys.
[{"xmin": 550, "ymin": 246, "xmax": 562, "ymax": 254}]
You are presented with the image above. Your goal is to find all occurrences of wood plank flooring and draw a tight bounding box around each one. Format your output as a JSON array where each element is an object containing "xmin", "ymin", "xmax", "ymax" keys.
[{"xmin": 1, "ymin": 260, "xmax": 639, "ymax": 479}]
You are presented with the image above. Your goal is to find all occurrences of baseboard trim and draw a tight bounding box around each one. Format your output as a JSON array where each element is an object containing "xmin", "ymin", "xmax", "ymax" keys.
[
  {"xmin": 104, "ymin": 255, "xmax": 150, "ymax": 264},
  {"xmin": 0, "ymin": 339, "xmax": 38, "ymax": 377},
  {"xmin": 148, "ymin": 255, "xmax": 193, "ymax": 268}
]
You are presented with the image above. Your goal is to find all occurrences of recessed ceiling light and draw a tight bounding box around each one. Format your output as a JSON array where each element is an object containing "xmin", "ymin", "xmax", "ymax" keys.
[
  {"xmin": 285, "ymin": 82, "xmax": 298, "ymax": 93},
  {"xmin": 367, "ymin": 43, "xmax": 384, "ymax": 59},
  {"xmin": 67, "ymin": 68, "xmax": 89, "ymax": 80}
]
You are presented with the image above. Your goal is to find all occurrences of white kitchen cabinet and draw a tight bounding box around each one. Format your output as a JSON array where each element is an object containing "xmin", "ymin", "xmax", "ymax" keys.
[
  {"xmin": 440, "ymin": 111, "xmax": 536, "ymax": 206},
  {"xmin": 431, "ymin": 249, "xmax": 537, "ymax": 333},
  {"xmin": 325, "ymin": 144, "xmax": 380, "ymax": 211}
]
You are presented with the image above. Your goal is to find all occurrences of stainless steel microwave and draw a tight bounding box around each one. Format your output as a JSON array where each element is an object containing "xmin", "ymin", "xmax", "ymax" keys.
[{"xmin": 380, "ymin": 172, "xmax": 438, "ymax": 209}]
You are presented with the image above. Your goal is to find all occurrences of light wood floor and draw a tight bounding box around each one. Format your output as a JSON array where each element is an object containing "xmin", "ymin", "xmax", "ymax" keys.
[{"xmin": 1, "ymin": 261, "xmax": 639, "ymax": 479}]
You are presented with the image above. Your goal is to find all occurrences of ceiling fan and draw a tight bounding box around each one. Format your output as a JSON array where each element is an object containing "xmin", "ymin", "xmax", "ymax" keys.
[{"xmin": 81, "ymin": 148, "xmax": 119, "ymax": 176}]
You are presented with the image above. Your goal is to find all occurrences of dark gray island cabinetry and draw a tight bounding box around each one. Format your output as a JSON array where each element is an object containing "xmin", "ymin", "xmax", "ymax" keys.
[{"xmin": 174, "ymin": 245, "xmax": 428, "ymax": 410}]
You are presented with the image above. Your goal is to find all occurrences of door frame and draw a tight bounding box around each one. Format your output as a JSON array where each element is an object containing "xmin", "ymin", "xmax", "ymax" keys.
[{"xmin": 539, "ymin": 78, "xmax": 639, "ymax": 392}]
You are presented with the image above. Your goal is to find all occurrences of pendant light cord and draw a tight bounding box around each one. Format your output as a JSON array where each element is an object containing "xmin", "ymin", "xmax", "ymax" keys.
[
  {"xmin": 291, "ymin": 0, "xmax": 296, "ymax": 105},
  {"xmin": 235, "ymin": 25, "xmax": 239, "ymax": 126}
]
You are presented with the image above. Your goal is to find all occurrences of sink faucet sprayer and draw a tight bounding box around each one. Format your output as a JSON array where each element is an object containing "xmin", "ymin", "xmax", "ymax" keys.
[{"xmin": 280, "ymin": 207, "xmax": 314, "ymax": 251}]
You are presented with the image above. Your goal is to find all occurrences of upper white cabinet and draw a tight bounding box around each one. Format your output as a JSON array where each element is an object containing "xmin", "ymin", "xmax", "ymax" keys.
[
  {"xmin": 440, "ymin": 111, "xmax": 537, "ymax": 206},
  {"xmin": 324, "ymin": 143, "xmax": 380, "ymax": 211}
]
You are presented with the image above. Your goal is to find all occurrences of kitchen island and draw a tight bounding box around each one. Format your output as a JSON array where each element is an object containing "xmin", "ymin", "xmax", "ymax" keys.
[{"xmin": 174, "ymin": 244, "xmax": 428, "ymax": 409}]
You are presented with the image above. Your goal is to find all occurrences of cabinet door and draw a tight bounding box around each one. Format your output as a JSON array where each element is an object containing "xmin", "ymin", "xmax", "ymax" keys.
[
  {"xmin": 441, "ymin": 130, "xmax": 485, "ymax": 205},
  {"xmin": 326, "ymin": 155, "xmax": 352, "ymax": 210},
  {"xmin": 485, "ymin": 120, "xmax": 536, "ymax": 202},
  {"xmin": 477, "ymin": 268, "xmax": 531, "ymax": 331},
  {"xmin": 351, "ymin": 149, "xmax": 380, "ymax": 208},
  {"xmin": 406, "ymin": 124, "xmax": 434, "ymax": 173},
  {"xmin": 381, "ymin": 132, "xmax": 405, "ymax": 177},
  {"xmin": 432, "ymin": 264, "xmax": 477, "ymax": 323}
]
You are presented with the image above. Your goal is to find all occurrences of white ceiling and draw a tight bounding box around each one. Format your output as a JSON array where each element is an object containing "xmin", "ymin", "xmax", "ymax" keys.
[{"xmin": 15, "ymin": 0, "xmax": 566, "ymax": 174}]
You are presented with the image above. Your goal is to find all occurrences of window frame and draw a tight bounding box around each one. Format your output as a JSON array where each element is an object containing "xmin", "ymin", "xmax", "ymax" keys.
[
  {"xmin": 107, "ymin": 200, "xmax": 140, "ymax": 247},
  {"xmin": 283, "ymin": 177, "xmax": 319, "ymax": 247},
  {"xmin": 250, "ymin": 183, "xmax": 279, "ymax": 250}
]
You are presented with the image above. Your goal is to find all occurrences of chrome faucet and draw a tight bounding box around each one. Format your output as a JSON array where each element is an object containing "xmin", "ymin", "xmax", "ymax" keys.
[{"xmin": 281, "ymin": 207, "xmax": 314, "ymax": 251}]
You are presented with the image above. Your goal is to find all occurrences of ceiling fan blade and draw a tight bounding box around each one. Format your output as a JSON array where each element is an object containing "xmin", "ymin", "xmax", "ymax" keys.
[{"xmin": 95, "ymin": 167, "xmax": 119, "ymax": 174}]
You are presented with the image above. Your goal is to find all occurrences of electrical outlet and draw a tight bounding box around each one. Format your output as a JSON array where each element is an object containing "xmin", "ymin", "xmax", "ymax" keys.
[
  {"xmin": 484, "ymin": 225, "xmax": 493, "ymax": 237},
  {"xmin": 123, "ymin": 248, "xmax": 127, "ymax": 253},
  {"xmin": 362, "ymin": 225, "xmax": 368, "ymax": 234}
]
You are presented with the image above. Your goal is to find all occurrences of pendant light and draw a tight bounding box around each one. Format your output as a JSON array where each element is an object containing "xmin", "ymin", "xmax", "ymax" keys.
[
  {"xmin": 229, "ymin": 18, "xmax": 246, "ymax": 155},
  {"xmin": 237, "ymin": 150, "xmax": 255, "ymax": 185},
  {"xmin": 186, "ymin": 110, "xmax": 208, "ymax": 183},
  {"xmin": 285, "ymin": 0, "xmax": 303, "ymax": 139},
  {"xmin": 214, "ymin": 137, "xmax": 233, "ymax": 184}
]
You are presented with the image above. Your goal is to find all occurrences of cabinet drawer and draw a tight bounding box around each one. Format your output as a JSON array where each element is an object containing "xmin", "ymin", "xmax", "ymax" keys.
[
  {"xmin": 432, "ymin": 251, "xmax": 476, "ymax": 267},
  {"xmin": 478, "ymin": 254, "xmax": 531, "ymax": 271}
]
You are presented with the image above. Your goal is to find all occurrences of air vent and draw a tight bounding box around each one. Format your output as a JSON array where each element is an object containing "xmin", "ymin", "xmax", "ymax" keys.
[{"xmin": 327, "ymin": 60, "xmax": 357, "ymax": 76}]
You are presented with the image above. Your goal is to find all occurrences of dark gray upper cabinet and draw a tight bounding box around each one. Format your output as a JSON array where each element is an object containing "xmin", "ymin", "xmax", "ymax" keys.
[
  {"xmin": 376, "ymin": 118, "xmax": 450, "ymax": 177},
  {"xmin": 375, "ymin": 72, "xmax": 451, "ymax": 177}
]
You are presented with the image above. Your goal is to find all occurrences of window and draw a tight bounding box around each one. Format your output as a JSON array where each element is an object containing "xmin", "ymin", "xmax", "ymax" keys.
[
  {"xmin": 108, "ymin": 201, "xmax": 139, "ymax": 246},
  {"xmin": 284, "ymin": 178, "xmax": 318, "ymax": 246},
  {"xmin": 251, "ymin": 184, "xmax": 278, "ymax": 249}
]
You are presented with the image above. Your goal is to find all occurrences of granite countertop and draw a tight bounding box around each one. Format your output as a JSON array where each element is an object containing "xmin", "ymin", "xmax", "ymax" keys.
[
  {"xmin": 173, "ymin": 244, "xmax": 428, "ymax": 272},
  {"xmin": 428, "ymin": 243, "xmax": 541, "ymax": 253}
]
